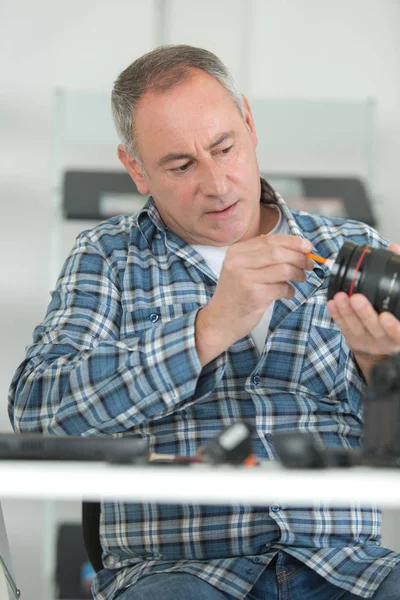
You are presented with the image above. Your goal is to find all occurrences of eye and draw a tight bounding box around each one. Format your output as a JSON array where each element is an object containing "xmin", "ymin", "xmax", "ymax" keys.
[
  {"xmin": 220, "ymin": 145, "xmax": 233, "ymax": 154},
  {"xmin": 171, "ymin": 161, "xmax": 192, "ymax": 173}
]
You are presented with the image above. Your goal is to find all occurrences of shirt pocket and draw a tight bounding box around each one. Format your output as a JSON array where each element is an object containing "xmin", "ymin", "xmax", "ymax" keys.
[
  {"xmin": 263, "ymin": 300, "xmax": 342, "ymax": 399},
  {"xmin": 299, "ymin": 323, "xmax": 343, "ymax": 397},
  {"xmin": 121, "ymin": 302, "xmax": 200, "ymax": 338}
]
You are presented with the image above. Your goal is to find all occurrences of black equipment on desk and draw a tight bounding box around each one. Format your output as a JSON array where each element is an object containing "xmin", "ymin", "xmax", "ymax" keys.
[
  {"xmin": 273, "ymin": 353, "xmax": 400, "ymax": 469},
  {"xmin": 363, "ymin": 352, "xmax": 400, "ymax": 466},
  {"xmin": 0, "ymin": 433, "xmax": 148, "ymax": 464},
  {"xmin": 201, "ymin": 421, "xmax": 255, "ymax": 465},
  {"xmin": 272, "ymin": 431, "xmax": 359, "ymax": 469}
]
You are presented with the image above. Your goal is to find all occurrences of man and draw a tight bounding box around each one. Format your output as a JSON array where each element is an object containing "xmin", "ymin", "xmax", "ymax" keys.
[{"xmin": 9, "ymin": 45, "xmax": 400, "ymax": 599}]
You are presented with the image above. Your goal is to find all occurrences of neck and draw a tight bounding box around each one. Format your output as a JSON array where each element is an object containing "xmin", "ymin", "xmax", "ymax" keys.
[{"xmin": 259, "ymin": 205, "xmax": 280, "ymax": 235}]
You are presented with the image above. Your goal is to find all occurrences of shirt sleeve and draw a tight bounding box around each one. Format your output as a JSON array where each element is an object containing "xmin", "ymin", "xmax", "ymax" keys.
[{"xmin": 8, "ymin": 232, "xmax": 226, "ymax": 436}]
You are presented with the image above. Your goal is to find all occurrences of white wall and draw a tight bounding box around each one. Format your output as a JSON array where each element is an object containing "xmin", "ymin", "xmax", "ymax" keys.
[
  {"xmin": 1, "ymin": 2, "xmax": 157, "ymax": 597},
  {"xmin": 1, "ymin": 1, "xmax": 400, "ymax": 597},
  {"xmin": 250, "ymin": 0, "xmax": 400, "ymax": 238}
]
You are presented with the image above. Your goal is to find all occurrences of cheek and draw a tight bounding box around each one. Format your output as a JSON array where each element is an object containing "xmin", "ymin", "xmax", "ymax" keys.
[
  {"xmin": 156, "ymin": 188, "xmax": 197, "ymax": 219},
  {"xmin": 158, "ymin": 173, "xmax": 197, "ymax": 195},
  {"xmin": 231, "ymin": 142, "xmax": 257, "ymax": 172}
]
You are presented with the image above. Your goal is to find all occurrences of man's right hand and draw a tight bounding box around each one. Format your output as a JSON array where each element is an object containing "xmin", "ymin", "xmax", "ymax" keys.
[{"xmin": 195, "ymin": 234, "xmax": 314, "ymax": 366}]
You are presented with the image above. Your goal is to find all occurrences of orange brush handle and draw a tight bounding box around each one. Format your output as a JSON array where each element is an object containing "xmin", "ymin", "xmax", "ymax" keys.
[{"xmin": 306, "ymin": 252, "xmax": 327, "ymax": 265}]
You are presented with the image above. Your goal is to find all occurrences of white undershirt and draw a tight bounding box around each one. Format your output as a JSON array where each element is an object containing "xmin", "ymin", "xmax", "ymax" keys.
[{"xmin": 191, "ymin": 207, "xmax": 288, "ymax": 355}]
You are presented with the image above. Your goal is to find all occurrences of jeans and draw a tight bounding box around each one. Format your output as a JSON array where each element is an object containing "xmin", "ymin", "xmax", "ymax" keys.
[{"xmin": 114, "ymin": 552, "xmax": 400, "ymax": 599}]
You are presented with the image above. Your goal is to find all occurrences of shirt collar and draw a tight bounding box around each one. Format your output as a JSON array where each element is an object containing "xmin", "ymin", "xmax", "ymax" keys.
[
  {"xmin": 261, "ymin": 177, "xmax": 331, "ymax": 279},
  {"xmin": 134, "ymin": 177, "xmax": 331, "ymax": 279}
]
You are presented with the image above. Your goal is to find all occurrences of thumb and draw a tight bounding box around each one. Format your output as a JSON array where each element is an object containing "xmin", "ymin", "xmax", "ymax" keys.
[{"xmin": 387, "ymin": 243, "xmax": 400, "ymax": 255}]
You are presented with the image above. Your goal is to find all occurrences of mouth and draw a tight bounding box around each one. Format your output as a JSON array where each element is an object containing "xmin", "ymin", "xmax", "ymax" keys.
[{"xmin": 206, "ymin": 201, "xmax": 238, "ymax": 218}]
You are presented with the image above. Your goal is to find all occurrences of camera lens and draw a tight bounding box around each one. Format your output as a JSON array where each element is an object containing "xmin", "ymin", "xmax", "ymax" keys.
[{"xmin": 327, "ymin": 241, "xmax": 400, "ymax": 319}]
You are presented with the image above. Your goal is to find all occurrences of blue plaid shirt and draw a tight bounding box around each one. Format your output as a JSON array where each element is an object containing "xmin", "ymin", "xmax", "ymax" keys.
[{"xmin": 9, "ymin": 179, "xmax": 400, "ymax": 598}]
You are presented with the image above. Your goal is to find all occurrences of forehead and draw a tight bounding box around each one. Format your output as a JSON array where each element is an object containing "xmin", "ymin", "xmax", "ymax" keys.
[{"xmin": 134, "ymin": 70, "xmax": 243, "ymax": 158}]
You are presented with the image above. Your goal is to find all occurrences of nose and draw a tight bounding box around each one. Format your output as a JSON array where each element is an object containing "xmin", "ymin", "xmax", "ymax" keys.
[{"xmin": 198, "ymin": 159, "xmax": 228, "ymax": 198}]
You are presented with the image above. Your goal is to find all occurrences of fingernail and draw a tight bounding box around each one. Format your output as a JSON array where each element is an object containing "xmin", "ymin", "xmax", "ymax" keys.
[
  {"xmin": 381, "ymin": 313, "xmax": 396, "ymax": 327},
  {"xmin": 301, "ymin": 239, "xmax": 312, "ymax": 252},
  {"xmin": 336, "ymin": 295, "xmax": 348, "ymax": 307},
  {"xmin": 352, "ymin": 296, "xmax": 366, "ymax": 309}
]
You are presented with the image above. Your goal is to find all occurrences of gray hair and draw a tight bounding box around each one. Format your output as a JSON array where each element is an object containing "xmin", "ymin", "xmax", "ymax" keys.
[{"xmin": 111, "ymin": 44, "xmax": 245, "ymax": 166}]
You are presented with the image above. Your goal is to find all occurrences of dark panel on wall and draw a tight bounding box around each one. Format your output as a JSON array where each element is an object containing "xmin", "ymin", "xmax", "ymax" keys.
[{"xmin": 63, "ymin": 169, "xmax": 377, "ymax": 227}]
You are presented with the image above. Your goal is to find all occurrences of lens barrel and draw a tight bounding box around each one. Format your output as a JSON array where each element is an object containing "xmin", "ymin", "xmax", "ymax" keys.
[{"xmin": 327, "ymin": 241, "xmax": 400, "ymax": 319}]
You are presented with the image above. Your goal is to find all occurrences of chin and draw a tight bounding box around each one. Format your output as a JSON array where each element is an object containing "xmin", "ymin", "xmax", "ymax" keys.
[{"xmin": 213, "ymin": 231, "xmax": 248, "ymax": 246}]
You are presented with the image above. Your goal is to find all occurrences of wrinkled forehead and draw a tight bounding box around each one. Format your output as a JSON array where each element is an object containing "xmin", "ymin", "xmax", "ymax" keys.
[{"xmin": 134, "ymin": 71, "xmax": 243, "ymax": 161}]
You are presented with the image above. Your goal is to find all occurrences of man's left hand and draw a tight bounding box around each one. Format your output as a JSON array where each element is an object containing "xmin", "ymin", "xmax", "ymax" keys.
[{"xmin": 326, "ymin": 243, "xmax": 400, "ymax": 378}]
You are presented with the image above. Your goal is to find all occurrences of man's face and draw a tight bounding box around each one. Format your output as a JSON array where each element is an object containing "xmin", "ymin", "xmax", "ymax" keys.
[{"xmin": 119, "ymin": 69, "xmax": 261, "ymax": 246}]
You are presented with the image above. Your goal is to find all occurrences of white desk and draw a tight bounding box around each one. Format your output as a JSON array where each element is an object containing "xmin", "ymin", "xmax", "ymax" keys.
[
  {"xmin": 1, "ymin": 461, "xmax": 400, "ymax": 506},
  {"xmin": 1, "ymin": 461, "xmax": 400, "ymax": 600}
]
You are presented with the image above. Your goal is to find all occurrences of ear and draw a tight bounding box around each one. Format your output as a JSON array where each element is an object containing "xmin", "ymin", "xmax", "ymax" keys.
[
  {"xmin": 241, "ymin": 95, "xmax": 258, "ymax": 148},
  {"xmin": 117, "ymin": 145, "xmax": 150, "ymax": 195}
]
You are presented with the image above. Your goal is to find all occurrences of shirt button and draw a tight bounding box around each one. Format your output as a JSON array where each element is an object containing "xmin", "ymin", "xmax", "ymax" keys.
[
  {"xmin": 149, "ymin": 313, "xmax": 160, "ymax": 323},
  {"xmin": 253, "ymin": 557, "xmax": 262, "ymax": 564},
  {"xmin": 271, "ymin": 504, "xmax": 281, "ymax": 512},
  {"xmin": 246, "ymin": 567, "xmax": 254, "ymax": 574},
  {"xmin": 252, "ymin": 375, "xmax": 261, "ymax": 386},
  {"xmin": 105, "ymin": 554, "xmax": 118, "ymax": 567}
]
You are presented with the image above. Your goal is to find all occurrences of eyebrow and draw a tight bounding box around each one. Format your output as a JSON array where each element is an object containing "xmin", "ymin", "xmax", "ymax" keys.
[{"xmin": 157, "ymin": 131, "xmax": 235, "ymax": 167}]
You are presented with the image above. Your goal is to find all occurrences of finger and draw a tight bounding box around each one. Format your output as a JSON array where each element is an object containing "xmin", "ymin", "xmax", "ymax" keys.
[
  {"xmin": 264, "ymin": 282, "xmax": 295, "ymax": 301},
  {"xmin": 264, "ymin": 234, "xmax": 312, "ymax": 254},
  {"xmin": 387, "ymin": 243, "xmax": 400, "ymax": 255},
  {"xmin": 379, "ymin": 312, "xmax": 400, "ymax": 346},
  {"xmin": 258, "ymin": 264, "xmax": 308, "ymax": 284},
  {"xmin": 233, "ymin": 233, "xmax": 310, "ymax": 256},
  {"xmin": 327, "ymin": 292, "xmax": 367, "ymax": 340},
  {"xmin": 262, "ymin": 246, "xmax": 314, "ymax": 270},
  {"xmin": 349, "ymin": 294, "xmax": 390, "ymax": 343},
  {"xmin": 329, "ymin": 294, "xmax": 399, "ymax": 355},
  {"xmin": 238, "ymin": 234, "xmax": 313, "ymax": 263},
  {"xmin": 349, "ymin": 295, "xmax": 400, "ymax": 354},
  {"xmin": 226, "ymin": 246, "xmax": 314, "ymax": 272},
  {"xmin": 248, "ymin": 244, "xmax": 315, "ymax": 270}
]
